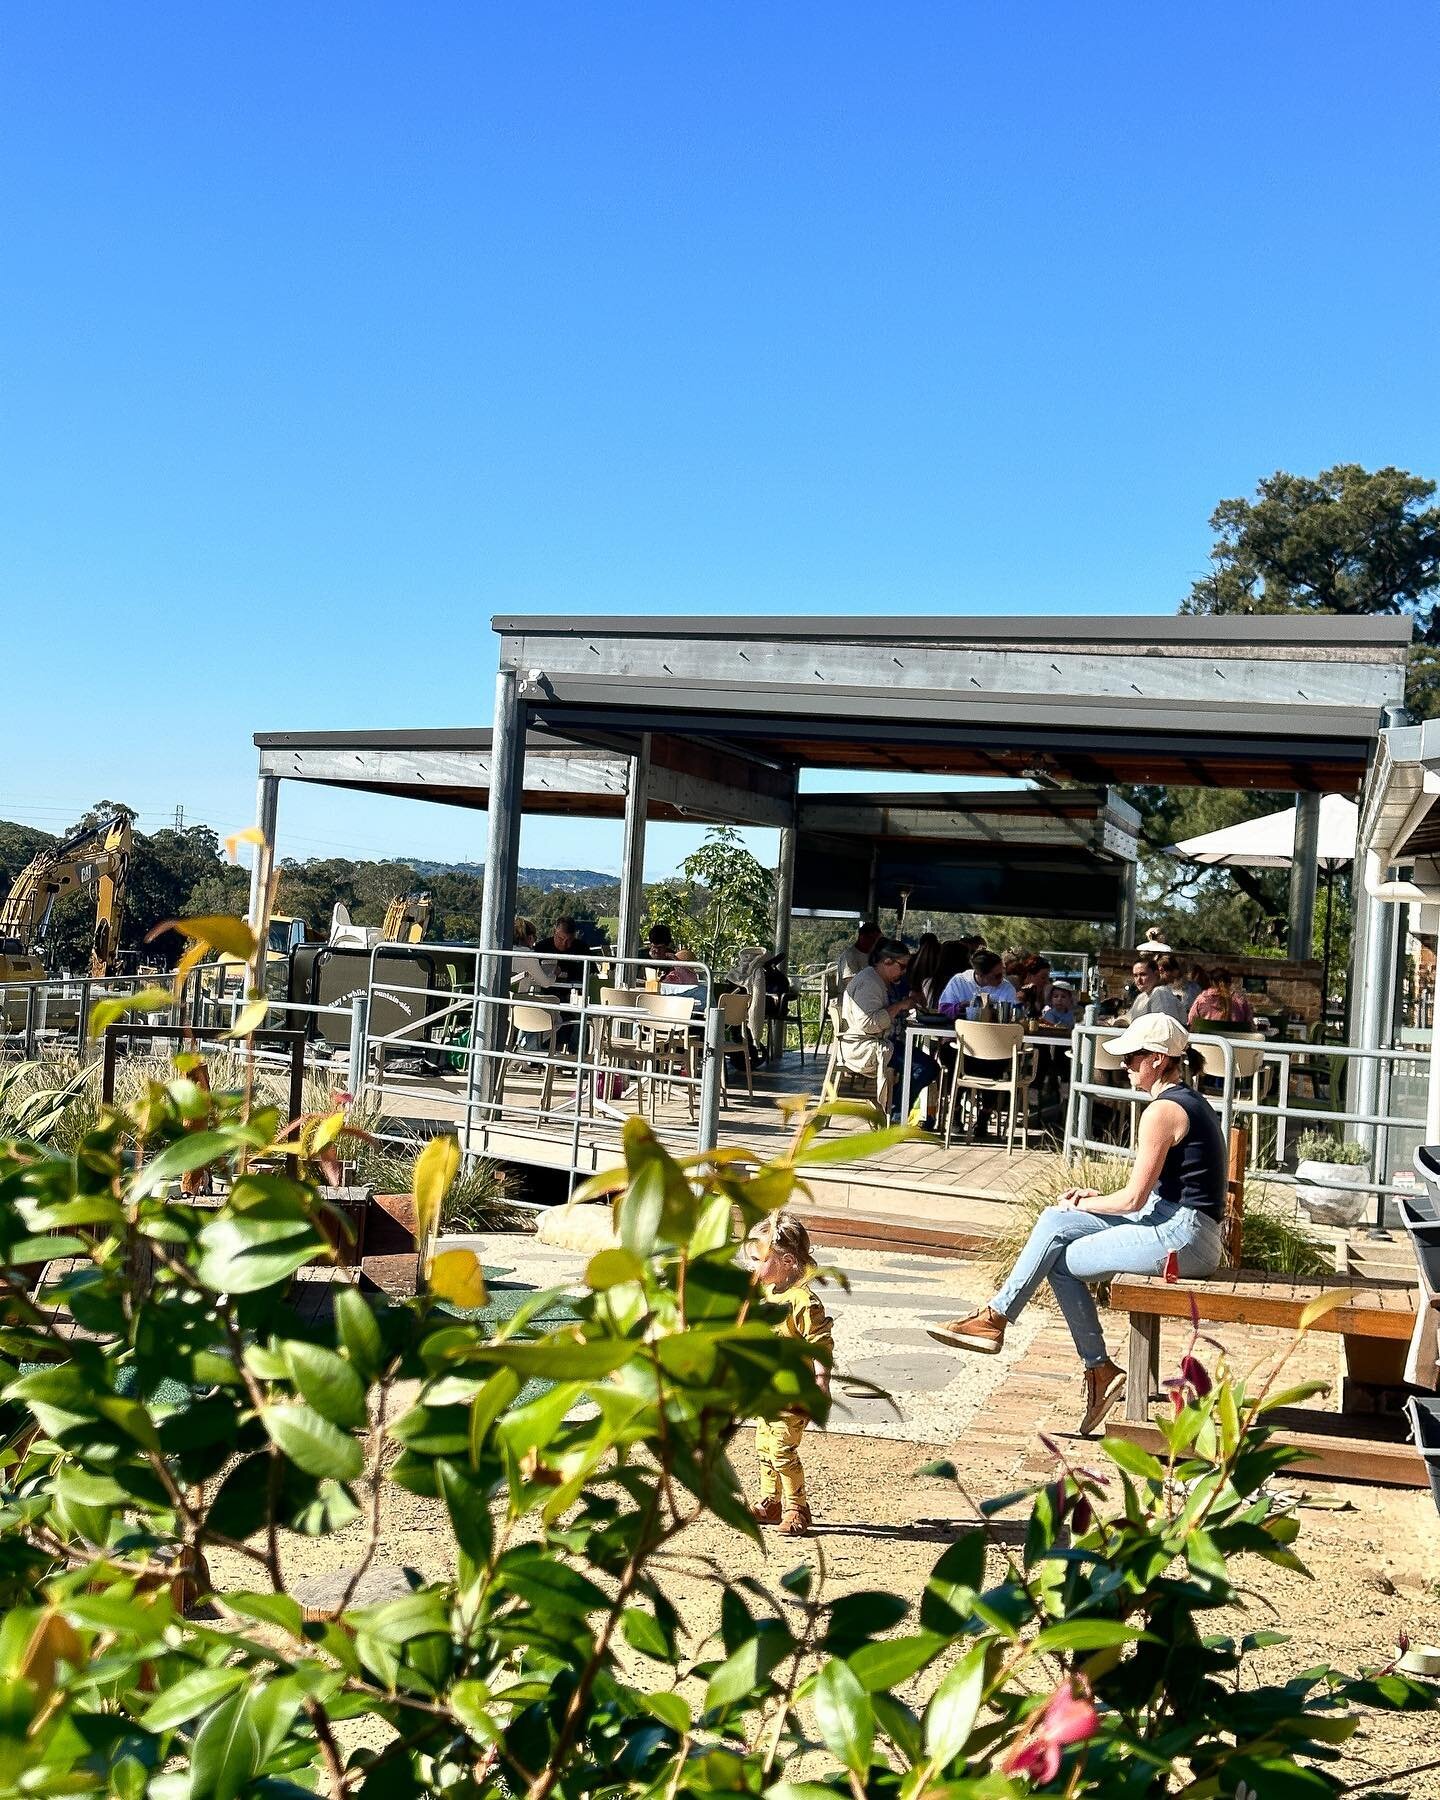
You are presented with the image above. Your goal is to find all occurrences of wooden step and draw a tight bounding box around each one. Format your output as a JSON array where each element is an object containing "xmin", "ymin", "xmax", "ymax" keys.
[
  {"xmin": 1109, "ymin": 1406, "xmax": 1428, "ymax": 1489},
  {"xmin": 789, "ymin": 1205, "xmax": 985, "ymax": 1260}
]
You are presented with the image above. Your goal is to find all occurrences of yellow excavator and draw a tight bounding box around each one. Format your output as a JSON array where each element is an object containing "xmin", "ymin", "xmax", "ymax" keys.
[{"xmin": 0, "ymin": 816, "xmax": 133, "ymax": 980}]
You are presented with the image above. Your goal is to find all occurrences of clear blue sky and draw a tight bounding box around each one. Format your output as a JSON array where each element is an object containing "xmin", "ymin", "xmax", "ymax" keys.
[{"xmin": 5, "ymin": 3, "xmax": 1438, "ymax": 878}]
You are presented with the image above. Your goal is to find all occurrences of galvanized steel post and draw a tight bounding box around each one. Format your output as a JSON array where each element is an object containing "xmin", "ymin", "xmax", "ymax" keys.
[
  {"xmin": 697, "ymin": 1001, "xmax": 723, "ymax": 1153},
  {"xmin": 770, "ymin": 821, "xmax": 796, "ymax": 1059},
  {"xmin": 348, "ymin": 991, "xmax": 370, "ymax": 1094},
  {"xmin": 477, "ymin": 669, "xmax": 527, "ymax": 1101},
  {"xmin": 248, "ymin": 773, "xmax": 280, "ymax": 997},
  {"xmin": 616, "ymin": 732, "xmax": 652, "ymax": 963},
  {"xmin": 1288, "ymin": 792, "xmax": 1321, "ymax": 958}
]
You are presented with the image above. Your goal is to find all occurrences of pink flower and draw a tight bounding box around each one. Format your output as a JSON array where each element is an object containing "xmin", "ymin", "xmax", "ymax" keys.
[{"xmin": 1001, "ymin": 1679, "xmax": 1099, "ymax": 1784}]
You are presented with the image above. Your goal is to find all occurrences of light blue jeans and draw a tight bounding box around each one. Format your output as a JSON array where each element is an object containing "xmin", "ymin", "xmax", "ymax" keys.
[{"xmin": 992, "ymin": 1199, "xmax": 1224, "ymax": 1369}]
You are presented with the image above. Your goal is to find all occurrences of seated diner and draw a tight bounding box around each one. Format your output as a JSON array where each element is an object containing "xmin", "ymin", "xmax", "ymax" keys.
[
  {"xmin": 928, "ymin": 1013, "xmax": 1226, "ymax": 1435},
  {"xmin": 838, "ymin": 937, "xmax": 940, "ymax": 1127}
]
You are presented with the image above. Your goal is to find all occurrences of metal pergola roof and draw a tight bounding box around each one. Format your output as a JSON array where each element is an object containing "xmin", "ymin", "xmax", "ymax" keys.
[{"xmin": 496, "ymin": 613, "xmax": 1411, "ymax": 793}]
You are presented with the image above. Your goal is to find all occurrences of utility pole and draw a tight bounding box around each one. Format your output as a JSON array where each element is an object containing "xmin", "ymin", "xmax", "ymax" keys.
[{"xmin": 173, "ymin": 803, "xmax": 185, "ymax": 832}]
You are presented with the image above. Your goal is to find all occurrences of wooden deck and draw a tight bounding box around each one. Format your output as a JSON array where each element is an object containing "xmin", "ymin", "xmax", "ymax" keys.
[{"xmin": 373, "ymin": 1049, "xmax": 1059, "ymax": 1248}]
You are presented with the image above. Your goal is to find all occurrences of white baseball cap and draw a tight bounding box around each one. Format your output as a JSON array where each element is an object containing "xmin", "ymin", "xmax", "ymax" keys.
[{"xmin": 1105, "ymin": 1013, "xmax": 1190, "ymax": 1059}]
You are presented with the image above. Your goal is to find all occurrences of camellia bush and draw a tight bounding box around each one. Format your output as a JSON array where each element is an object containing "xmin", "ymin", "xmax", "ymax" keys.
[{"xmin": 0, "ymin": 1061, "xmax": 1433, "ymax": 1798}]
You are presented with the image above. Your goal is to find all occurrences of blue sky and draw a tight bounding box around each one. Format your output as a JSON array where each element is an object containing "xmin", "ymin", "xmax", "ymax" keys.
[{"xmin": 5, "ymin": 4, "xmax": 1438, "ymax": 879}]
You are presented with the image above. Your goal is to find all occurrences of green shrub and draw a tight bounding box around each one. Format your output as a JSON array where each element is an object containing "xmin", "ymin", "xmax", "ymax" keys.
[
  {"xmin": 1295, "ymin": 1130, "xmax": 1370, "ymax": 1167},
  {"xmin": 0, "ymin": 1069, "xmax": 1430, "ymax": 1796}
]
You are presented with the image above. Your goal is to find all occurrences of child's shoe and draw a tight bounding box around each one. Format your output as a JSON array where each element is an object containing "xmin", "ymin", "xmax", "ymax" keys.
[
  {"xmin": 779, "ymin": 1503, "xmax": 812, "ymax": 1536},
  {"xmin": 751, "ymin": 1496, "xmax": 782, "ymax": 1525}
]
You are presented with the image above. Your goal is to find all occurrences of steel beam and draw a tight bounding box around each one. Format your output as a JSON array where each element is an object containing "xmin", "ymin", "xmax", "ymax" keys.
[
  {"xmin": 499, "ymin": 625, "xmax": 1406, "ymax": 722},
  {"xmin": 1288, "ymin": 792, "xmax": 1321, "ymax": 958},
  {"xmin": 616, "ymin": 733, "xmax": 651, "ymax": 962},
  {"xmin": 253, "ymin": 737, "xmax": 791, "ymax": 826}
]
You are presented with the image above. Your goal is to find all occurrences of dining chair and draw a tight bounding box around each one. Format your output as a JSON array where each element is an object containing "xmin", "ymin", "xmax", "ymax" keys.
[
  {"xmin": 593, "ymin": 987, "xmax": 650, "ymax": 1110},
  {"xmin": 494, "ymin": 1003, "xmax": 569, "ymax": 1118},
  {"xmin": 639, "ymin": 991, "xmax": 700, "ymax": 1118},
  {"xmin": 718, "ymin": 988, "xmax": 754, "ymax": 1103},
  {"xmin": 812, "ymin": 969, "xmax": 840, "ymax": 1063},
  {"xmin": 944, "ymin": 1021, "xmax": 1033, "ymax": 1156},
  {"xmin": 819, "ymin": 1001, "xmax": 893, "ymax": 1117}
]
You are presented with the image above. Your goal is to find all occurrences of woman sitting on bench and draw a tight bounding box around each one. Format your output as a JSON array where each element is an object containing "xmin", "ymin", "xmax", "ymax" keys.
[{"xmin": 929, "ymin": 1013, "xmax": 1226, "ymax": 1435}]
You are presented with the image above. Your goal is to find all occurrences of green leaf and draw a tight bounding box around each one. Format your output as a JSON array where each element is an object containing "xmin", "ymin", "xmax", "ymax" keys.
[
  {"xmin": 283, "ymin": 1341, "xmax": 368, "ymax": 1430},
  {"xmin": 189, "ymin": 1689, "xmax": 260, "ymax": 1800},
  {"xmin": 139, "ymin": 1666, "xmax": 249, "ymax": 1732},
  {"xmin": 262, "ymin": 1404, "xmax": 365, "ymax": 1482},
  {"xmin": 130, "ymin": 1128, "xmax": 263, "ymax": 1199},
  {"xmin": 224, "ymin": 1592, "xmax": 304, "ymax": 1636},
  {"xmin": 586, "ymin": 1247, "xmax": 644, "ymax": 1289},
  {"xmin": 641, "ymin": 1690, "xmax": 691, "ymax": 1734},
  {"xmin": 436, "ymin": 1460, "xmax": 493, "ymax": 1564},
  {"xmin": 194, "ymin": 1204, "xmax": 325, "ymax": 1294},
  {"xmin": 920, "ymin": 1530, "xmax": 984, "ymax": 1632},
  {"xmin": 811, "ymin": 1657, "xmax": 874, "ymax": 1776},
  {"xmin": 621, "ymin": 1607, "xmax": 671, "ymax": 1659},
  {"xmin": 618, "ymin": 1159, "xmax": 665, "ymax": 1256},
  {"xmin": 89, "ymin": 986, "xmax": 175, "ymax": 1039},
  {"xmin": 848, "ymin": 1631, "xmax": 947, "ymax": 1693},
  {"xmin": 796, "ymin": 1123, "xmax": 920, "ymax": 1166},
  {"xmin": 334, "ymin": 1284, "xmax": 385, "ymax": 1383},
  {"xmin": 704, "ymin": 1626, "xmax": 793, "ymax": 1715},
  {"xmin": 468, "ymin": 1366, "xmax": 521, "ymax": 1468},
  {"xmin": 923, "ymin": 1643, "xmax": 986, "ymax": 1770},
  {"xmin": 1101, "ymin": 1435, "xmax": 1166, "ymax": 1482},
  {"xmin": 1030, "ymin": 1620, "xmax": 1155, "ymax": 1653},
  {"xmin": 478, "ymin": 1338, "xmax": 634, "ymax": 1379}
]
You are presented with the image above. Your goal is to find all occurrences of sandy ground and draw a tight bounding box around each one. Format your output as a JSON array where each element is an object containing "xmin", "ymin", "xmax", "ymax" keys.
[{"xmin": 206, "ymin": 1234, "xmax": 1440, "ymax": 1789}]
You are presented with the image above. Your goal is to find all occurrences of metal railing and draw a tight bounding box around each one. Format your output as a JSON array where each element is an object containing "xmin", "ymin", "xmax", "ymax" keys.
[
  {"xmin": 1061, "ymin": 1020, "xmax": 1429, "ymax": 1230},
  {"xmin": 347, "ymin": 945, "xmax": 726, "ymax": 1185}
]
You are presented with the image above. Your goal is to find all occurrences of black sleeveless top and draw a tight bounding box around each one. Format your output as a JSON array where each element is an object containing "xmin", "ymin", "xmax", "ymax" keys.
[{"xmin": 1154, "ymin": 1083, "xmax": 1227, "ymax": 1220}]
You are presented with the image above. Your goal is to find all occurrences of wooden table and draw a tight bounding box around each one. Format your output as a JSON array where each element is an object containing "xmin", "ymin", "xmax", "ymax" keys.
[{"xmin": 1108, "ymin": 1270, "xmax": 1424, "ymax": 1486}]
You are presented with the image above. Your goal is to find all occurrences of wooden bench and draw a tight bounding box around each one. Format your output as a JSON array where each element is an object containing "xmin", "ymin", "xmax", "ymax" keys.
[{"xmin": 1108, "ymin": 1271, "xmax": 1425, "ymax": 1487}]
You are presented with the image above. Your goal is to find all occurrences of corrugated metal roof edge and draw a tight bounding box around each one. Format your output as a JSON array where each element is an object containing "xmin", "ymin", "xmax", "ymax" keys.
[{"xmin": 492, "ymin": 613, "xmax": 1414, "ymax": 647}]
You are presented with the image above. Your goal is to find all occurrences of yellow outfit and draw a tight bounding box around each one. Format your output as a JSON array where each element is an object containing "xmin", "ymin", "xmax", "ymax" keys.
[{"xmin": 755, "ymin": 1272, "xmax": 834, "ymax": 1509}]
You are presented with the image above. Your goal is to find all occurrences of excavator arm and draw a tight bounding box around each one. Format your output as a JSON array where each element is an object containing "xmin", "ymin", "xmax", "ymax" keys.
[
  {"xmin": 0, "ymin": 817, "xmax": 133, "ymax": 977},
  {"xmin": 380, "ymin": 893, "xmax": 432, "ymax": 945}
]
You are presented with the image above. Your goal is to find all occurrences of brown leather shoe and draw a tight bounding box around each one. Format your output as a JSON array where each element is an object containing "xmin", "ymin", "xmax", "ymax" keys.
[
  {"xmin": 779, "ymin": 1503, "xmax": 812, "ymax": 1536},
  {"xmin": 751, "ymin": 1496, "xmax": 782, "ymax": 1525},
  {"xmin": 927, "ymin": 1307, "xmax": 1007, "ymax": 1354},
  {"xmin": 1079, "ymin": 1360, "xmax": 1125, "ymax": 1435}
]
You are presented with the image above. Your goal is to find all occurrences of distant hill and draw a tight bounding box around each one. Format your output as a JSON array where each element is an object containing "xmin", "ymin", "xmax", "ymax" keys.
[{"xmin": 405, "ymin": 859, "xmax": 617, "ymax": 892}]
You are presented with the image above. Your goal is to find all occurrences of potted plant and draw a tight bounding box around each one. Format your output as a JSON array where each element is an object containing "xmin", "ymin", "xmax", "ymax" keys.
[{"xmin": 1294, "ymin": 1129, "xmax": 1371, "ymax": 1226}]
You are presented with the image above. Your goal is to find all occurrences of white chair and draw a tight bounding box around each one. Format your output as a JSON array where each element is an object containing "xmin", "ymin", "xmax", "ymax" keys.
[
  {"xmin": 812, "ymin": 968, "xmax": 841, "ymax": 1063},
  {"xmin": 719, "ymin": 989, "xmax": 754, "ymax": 1104},
  {"xmin": 819, "ymin": 1001, "xmax": 893, "ymax": 1117},
  {"xmin": 494, "ymin": 1003, "xmax": 570, "ymax": 1118},
  {"xmin": 638, "ymin": 991, "xmax": 700, "ymax": 1118},
  {"xmin": 944, "ymin": 1021, "xmax": 1034, "ymax": 1156},
  {"xmin": 592, "ymin": 987, "xmax": 649, "ymax": 1110}
]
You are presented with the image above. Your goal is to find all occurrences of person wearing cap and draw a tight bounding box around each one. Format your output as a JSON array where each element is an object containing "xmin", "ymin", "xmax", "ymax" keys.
[{"xmin": 927, "ymin": 1013, "xmax": 1227, "ymax": 1435}]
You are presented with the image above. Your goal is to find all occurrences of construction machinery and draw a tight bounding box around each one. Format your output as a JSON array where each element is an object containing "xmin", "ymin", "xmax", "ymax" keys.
[{"xmin": 0, "ymin": 816, "xmax": 133, "ymax": 980}]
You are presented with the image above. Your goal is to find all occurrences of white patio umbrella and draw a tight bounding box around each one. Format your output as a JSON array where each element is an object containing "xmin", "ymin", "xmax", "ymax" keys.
[
  {"xmin": 1165, "ymin": 793, "xmax": 1358, "ymax": 870},
  {"xmin": 1165, "ymin": 794, "xmax": 1358, "ymax": 1032}
]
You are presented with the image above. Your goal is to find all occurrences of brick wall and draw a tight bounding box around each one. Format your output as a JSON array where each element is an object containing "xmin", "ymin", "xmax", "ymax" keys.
[{"xmin": 1097, "ymin": 950, "xmax": 1323, "ymax": 1025}]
